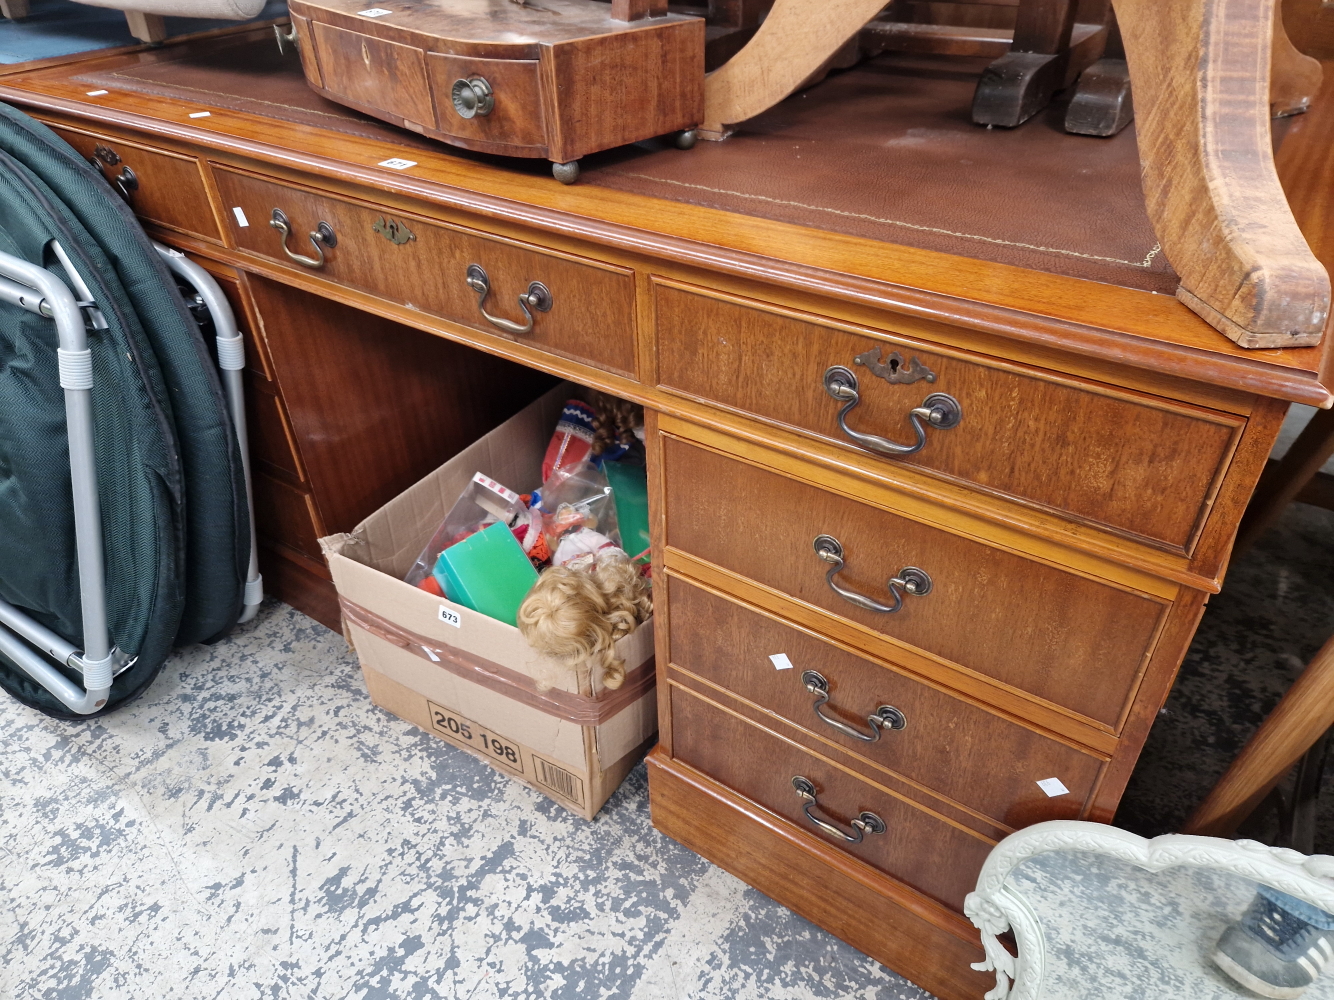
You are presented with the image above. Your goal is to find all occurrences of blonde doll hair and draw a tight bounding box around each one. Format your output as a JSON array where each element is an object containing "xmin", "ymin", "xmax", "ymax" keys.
[{"xmin": 517, "ymin": 554, "xmax": 651, "ymax": 691}]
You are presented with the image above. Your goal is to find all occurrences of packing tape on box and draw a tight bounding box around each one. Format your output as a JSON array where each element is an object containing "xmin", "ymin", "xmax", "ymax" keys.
[{"xmin": 339, "ymin": 597, "xmax": 655, "ymax": 726}]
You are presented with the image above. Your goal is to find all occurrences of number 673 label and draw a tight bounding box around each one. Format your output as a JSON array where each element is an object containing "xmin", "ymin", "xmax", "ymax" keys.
[{"xmin": 426, "ymin": 701, "xmax": 524, "ymax": 776}]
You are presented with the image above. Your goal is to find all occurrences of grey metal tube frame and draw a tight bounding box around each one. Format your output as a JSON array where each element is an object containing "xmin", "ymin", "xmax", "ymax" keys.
[
  {"xmin": 152, "ymin": 243, "xmax": 263, "ymax": 623},
  {"xmin": 0, "ymin": 245, "xmax": 115, "ymax": 714},
  {"xmin": 0, "ymin": 241, "xmax": 263, "ymax": 715}
]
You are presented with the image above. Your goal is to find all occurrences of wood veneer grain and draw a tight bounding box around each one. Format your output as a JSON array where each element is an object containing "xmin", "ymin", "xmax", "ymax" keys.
[
  {"xmin": 244, "ymin": 275, "xmax": 557, "ymax": 536},
  {"xmin": 646, "ymin": 748, "xmax": 996, "ymax": 1000},
  {"xmin": 661, "ymin": 435, "xmax": 1168, "ymax": 727},
  {"xmin": 655, "ymin": 279, "xmax": 1243, "ymax": 553},
  {"xmin": 669, "ymin": 684, "xmax": 995, "ymax": 911},
  {"xmin": 213, "ymin": 166, "xmax": 640, "ymax": 378},
  {"xmin": 665, "ymin": 575, "xmax": 1104, "ymax": 828}
]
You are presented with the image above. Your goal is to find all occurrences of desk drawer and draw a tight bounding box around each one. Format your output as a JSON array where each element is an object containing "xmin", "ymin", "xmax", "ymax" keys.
[
  {"xmin": 662, "ymin": 435, "xmax": 1167, "ymax": 728},
  {"xmin": 670, "ymin": 684, "xmax": 994, "ymax": 910},
  {"xmin": 666, "ymin": 577, "xmax": 1101, "ymax": 827},
  {"xmin": 49, "ymin": 127, "xmax": 220, "ymax": 242},
  {"xmin": 655, "ymin": 281, "xmax": 1242, "ymax": 553},
  {"xmin": 213, "ymin": 167, "xmax": 638, "ymax": 377}
]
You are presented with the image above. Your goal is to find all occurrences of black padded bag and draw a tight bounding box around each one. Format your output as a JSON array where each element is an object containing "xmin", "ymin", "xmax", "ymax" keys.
[
  {"xmin": 0, "ymin": 106, "xmax": 248, "ymax": 717},
  {"xmin": 0, "ymin": 106, "xmax": 249, "ymax": 649}
]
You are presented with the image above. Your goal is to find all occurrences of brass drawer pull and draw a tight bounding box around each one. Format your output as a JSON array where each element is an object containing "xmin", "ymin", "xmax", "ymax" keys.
[
  {"xmin": 801, "ymin": 670, "xmax": 906, "ymax": 742},
  {"xmin": 269, "ymin": 208, "xmax": 337, "ymax": 269},
  {"xmin": 791, "ymin": 776, "xmax": 886, "ymax": 843},
  {"xmin": 813, "ymin": 534, "xmax": 931, "ymax": 614},
  {"xmin": 465, "ymin": 264, "xmax": 553, "ymax": 335},
  {"xmin": 451, "ymin": 76, "xmax": 494, "ymax": 119},
  {"xmin": 823, "ymin": 365, "xmax": 961, "ymax": 457},
  {"xmin": 87, "ymin": 148, "xmax": 137, "ymax": 201}
]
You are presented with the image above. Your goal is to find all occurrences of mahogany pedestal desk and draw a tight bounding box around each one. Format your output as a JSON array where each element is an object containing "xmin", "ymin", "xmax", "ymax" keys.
[{"xmin": 4, "ymin": 29, "xmax": 1332, "ymax": 999}]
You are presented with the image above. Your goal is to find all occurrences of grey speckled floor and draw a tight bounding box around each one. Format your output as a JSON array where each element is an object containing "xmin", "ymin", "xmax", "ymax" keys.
[
  {"xmin": 1115, "ymin": 499, "xmax": 1334, "ymax": 849},
  {"xmin": 0, "ymin": 602, "xmax": 931, "ymax": 1000}
]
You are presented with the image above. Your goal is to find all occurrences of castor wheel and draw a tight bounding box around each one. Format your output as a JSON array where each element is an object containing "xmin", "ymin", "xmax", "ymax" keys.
[
  {"xmin": 552, "ymin": 160, "xmax": 580, "ymax": 184},
  {"xmin": 674, "ymin": 129, "xmax": 698, "ymax": 150}
]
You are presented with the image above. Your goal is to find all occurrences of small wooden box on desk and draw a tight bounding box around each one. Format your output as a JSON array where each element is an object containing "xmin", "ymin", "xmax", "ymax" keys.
[{"xmin": 3, "ymin": 27, "xmax": 1330, "ymax": 999}]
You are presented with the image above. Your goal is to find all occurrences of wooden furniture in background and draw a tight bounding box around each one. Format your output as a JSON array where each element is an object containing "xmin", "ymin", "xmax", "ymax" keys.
[
  {"xmin": 2, "ymin": 27, "xmax": 1331, "ymax": 999},
  {"xmin": 1183, "ymin": 633, "xmax": 1334, "ymax": 840},
  {"xmin": 703, "ymin": 0, "xmax": 1331, "ymax": 350},
  {"xmin": 286, "ymin": 0, "xmax": 706, "ymax": 182},
  {"xmin": 1183, "ymin": 407, "xmax": 1334, "ymax": 841}
]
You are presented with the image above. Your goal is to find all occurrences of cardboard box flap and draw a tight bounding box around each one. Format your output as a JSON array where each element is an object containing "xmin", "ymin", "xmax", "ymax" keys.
[{"xmin": 344, "ymin": 384, "xmax": 571, "ymax": 579}]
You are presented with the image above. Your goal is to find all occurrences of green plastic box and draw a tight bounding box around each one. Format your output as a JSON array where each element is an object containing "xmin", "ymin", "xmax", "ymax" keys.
[
  {"xmin": 432, "ymin": 522, "xmax": 538, "ymax": 627},
  {"xmin": 604, "ymin": 460, "xmax": 651, "ymax": 561}
]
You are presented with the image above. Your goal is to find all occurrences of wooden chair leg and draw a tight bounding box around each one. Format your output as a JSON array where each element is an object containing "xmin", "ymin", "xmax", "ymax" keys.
[
  {"xmin": 1183, "ymin": 632, "xmax": 1334, "ymax": 837},
  {"xmin": 125, "ymin": 11, "xmax": 168, "ymax": 44},
  {"xmin": 700, "ymin": 0, "xmax": 887, "ymax": 137},
  {"xmin": 1112, "ymin": 0, "xmax": 1331, "ymax": 348},
  {"xmin": 1271, "ymin": 0, "xmax": 1325, "ymax": 116},
  {"xmin": 1235, "ymin": 404, "xmax": 1334, "ymax": 556}
]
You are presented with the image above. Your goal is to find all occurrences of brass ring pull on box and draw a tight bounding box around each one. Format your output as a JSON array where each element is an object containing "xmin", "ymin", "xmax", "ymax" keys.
[
  {"xmin": 791, "ymin": 776, "xmax": 886, "ymax": 843},
  {"xmin": 823, "ymin": 365, "xmax": 961, "ymax": 457},
  {"xmin": 451, "ymin": 77, "xmax": 494, "ymax": 119},
  {"xmin": 813, "ymin": 534, "xmax": 931, "ymax": 615},
  {"xmin": 465, "ymin": 264, "xmax": 552, "ymax": 335},
  {"xmin": 270, "ymin": 208, "xmax": 337, "ymax": 269},
  {"xmin": 801, "ymin": 670, "xmax": 906, "ymax": 742}
]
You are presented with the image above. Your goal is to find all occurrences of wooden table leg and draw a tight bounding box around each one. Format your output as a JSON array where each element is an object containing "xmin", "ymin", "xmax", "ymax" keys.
[
  {"xmin": 1235, "ymin": 404, "xmax": 1334, "ymax": 555},
  {"xmin": 1112, "ymin": 0, "xmax": 1330, "ymax": 348},
  {"xmin": 700, "ymin": 0, "xmax": 887, "ymax": 137},
  {"xmin": 124, "ymin": 11, "xmax": 168, "ymax": 44},
  {"xmin": 1184, "ymin": 633, "xmax": 1334, "ymax": 837},
  {"xmin": 973, "ymin": 0, "xmax": 1111, "ymax": 127}
]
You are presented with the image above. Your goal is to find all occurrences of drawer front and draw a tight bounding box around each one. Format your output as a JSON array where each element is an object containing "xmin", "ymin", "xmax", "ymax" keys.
[
  {"xmin": 50, "ymin": 127, "xmax": 220, "ymax": 242},
  {"xmin": 213, "ymin": 167, "xmax": 638, "ymax": 377},
  {"xmin": 662, "ymin": 436, "xmax": 1167, "ymax": 727},
  {"xmin": 666, "ymin": 577, "xmax": 1101, "ymax": 827},
  {"xmin": 670, "ymin": 685, "xmax": 994, "ymax": 910},
  {"xmin": 655, "ymin": 281, "xmax": 1242, "ymax": 552},
  {"xmin": 425, "ymin": 54, "xmax": 546, "ymax": 152},
  {"xmin": 310, "ymin": 20, "xmax": 435, "ymax": 129}
]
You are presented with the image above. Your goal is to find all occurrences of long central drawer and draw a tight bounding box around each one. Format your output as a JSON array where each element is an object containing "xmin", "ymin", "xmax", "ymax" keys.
[
  {"xmin": 212, "ymin": 166, "xmax": 638, "ymax": 377},
  {"xmin": 661, "ymin": 434, "xmax": 1169, "ymax": 730}
]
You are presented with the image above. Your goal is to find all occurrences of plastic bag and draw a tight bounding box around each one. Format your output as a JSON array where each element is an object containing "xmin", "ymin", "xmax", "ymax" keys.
[
  {"xmin": 404, "ymin": 472, "xmax": 532, "ymax": 587},
  {"xmin": 536, "ymin": 462, "xmax": 622, "ymax": 569}
]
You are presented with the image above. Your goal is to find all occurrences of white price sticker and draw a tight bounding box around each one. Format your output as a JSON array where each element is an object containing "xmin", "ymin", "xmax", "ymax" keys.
[
  {"xmin": 358, "ymin": 7, "xmax": 392, "ymax": 15},
  {"xmin": 377, "ymin": 157, "xmax": 417, "ymax": 170},
  {"xmin": 437, "ymin": 605, "xmax": 462, "ymax": 629},
  {"xmin": 769, "ymin": 653, "xmax": 794, "ymax": 671},
  {"xmin": 1037, "ymin": 777, "xmax": 1070, "ymax": 798},
  {"xmin": 232, "ymin": 206, "xmax": 249, "ymax": 228}
]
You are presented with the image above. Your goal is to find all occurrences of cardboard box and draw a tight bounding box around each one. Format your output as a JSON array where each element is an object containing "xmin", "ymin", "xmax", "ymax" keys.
[{"xmin": 321, "ymin": 387, "xmax": 657, "ymax": 820}]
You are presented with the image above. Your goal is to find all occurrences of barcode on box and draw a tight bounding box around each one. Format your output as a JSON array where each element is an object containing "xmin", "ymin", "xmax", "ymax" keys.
[{"xmin": 533, "ymin": 757, "xmax": 585, "ymax": 807}]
